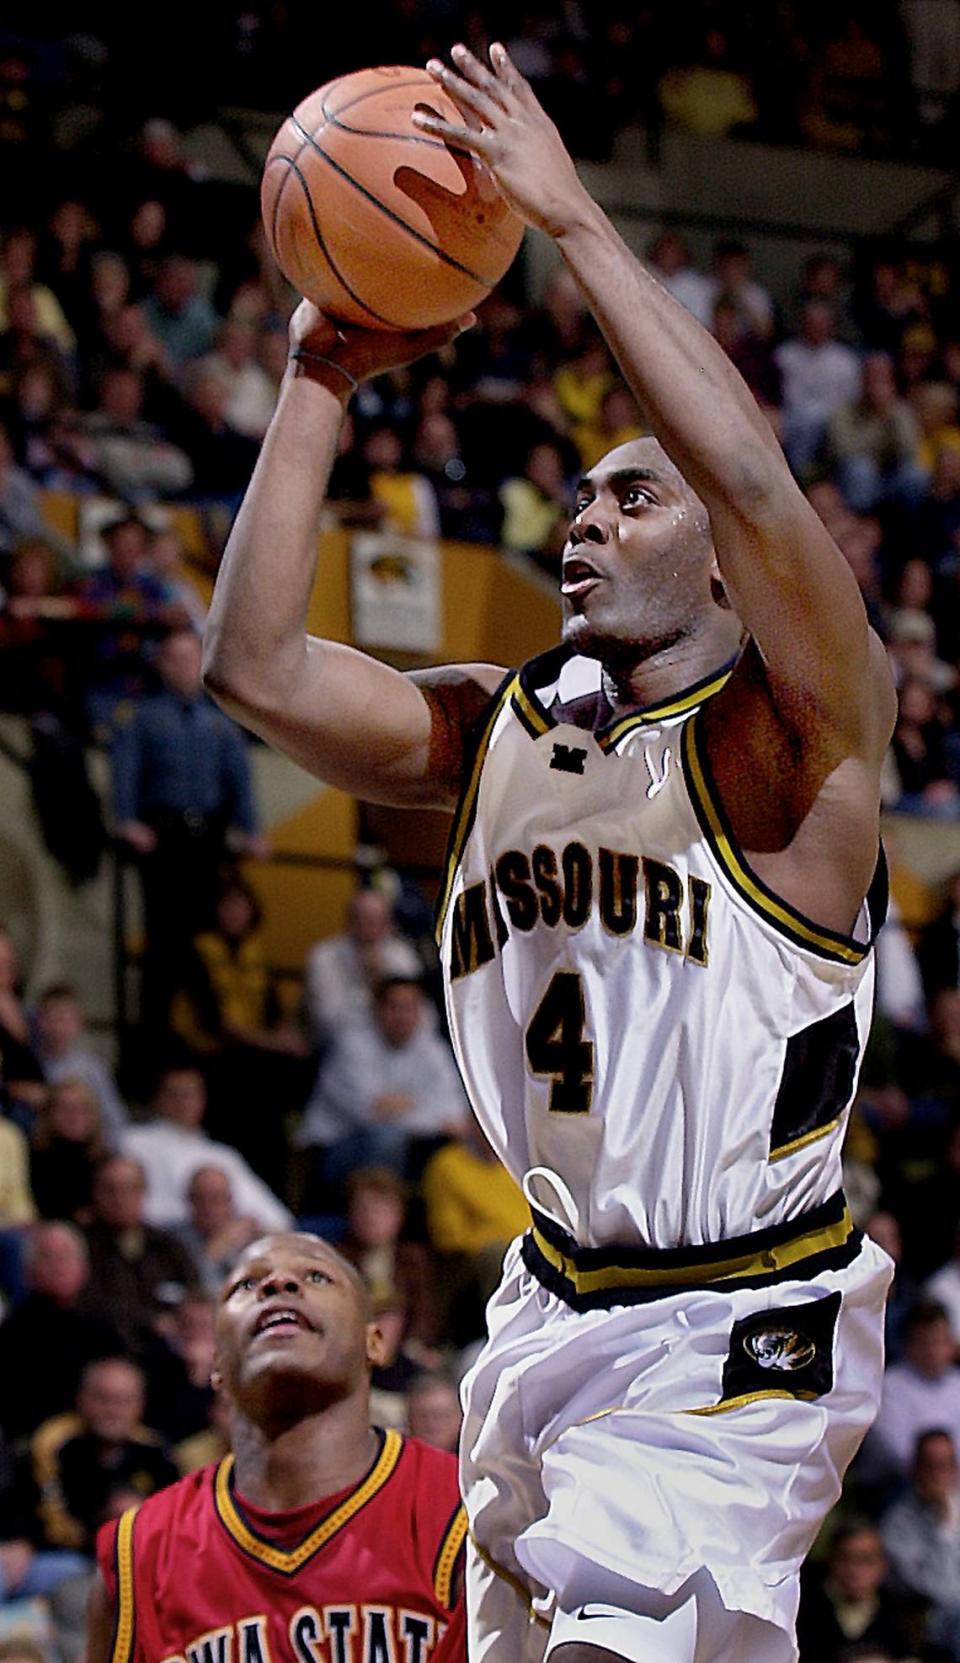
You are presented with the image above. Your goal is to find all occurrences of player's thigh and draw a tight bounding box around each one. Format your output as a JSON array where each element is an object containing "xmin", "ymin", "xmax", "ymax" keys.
[{"xmin": 547, "ymin": 1573, "xmax": 790, "ymax": 1663}]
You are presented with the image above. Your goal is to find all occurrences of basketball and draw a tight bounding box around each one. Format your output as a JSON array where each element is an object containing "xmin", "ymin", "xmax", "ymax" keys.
[{"xmin": 261, "ymin": 65, "xmax": 525, "ymax": 331}]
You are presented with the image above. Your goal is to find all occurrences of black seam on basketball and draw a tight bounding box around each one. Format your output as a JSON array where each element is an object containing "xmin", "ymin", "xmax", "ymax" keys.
[
  {"xmin": 278, "ymin": 155, "xmax": 404, "ymax": 327},
  {"xmin": 264, "ymin": 153, "xmax": 304, "ymax": 272},
  {"xmin": 290, "ymin": 113, "xmax": 493, "ymax": 289},
  {"xmin": 319, "ymin": 80, "xmax": 477, "ymax": 159}
]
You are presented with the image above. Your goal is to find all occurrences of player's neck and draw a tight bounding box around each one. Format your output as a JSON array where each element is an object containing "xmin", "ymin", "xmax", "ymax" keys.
[
  {"xmin": 599, "ymin": 624, "xmax": 741, "ymax": 716},
  {"xmin": 230, "ymin": 1399, "xmax": 380, "ymax": 1510}
]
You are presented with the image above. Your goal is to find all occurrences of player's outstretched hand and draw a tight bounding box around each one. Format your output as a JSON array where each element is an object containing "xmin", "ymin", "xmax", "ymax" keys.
[
  {"xmin": 415, "ymin": 43, "xmax": 591, "ymax": 238},
  {"xmin": 288, "ymin": 300, "xmax": 475, "ymax": 386}
]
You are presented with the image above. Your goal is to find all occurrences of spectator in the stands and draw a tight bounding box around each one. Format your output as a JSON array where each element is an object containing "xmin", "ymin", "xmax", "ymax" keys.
[
  {"xmin": 18, "ymin": 1356, "xmax": 177, "ymax": 1553},
  {"xmin": 362, "ymin": 424, "xmax": 439, "ymax": 538},
  {"xmin": 406, "ymin": 1372, "xmax": 463, "ymax": 1453},
  {"xmin": 33, "ymin": 984, "xmax": 128, "ymax": 1146},
  {"xmin": 110, "ymin": 626, "xmax": 266, "ymax": 1037},
  {"xmin": 200, "ymin": 319, "xmax": 276, "ymax": 440},
  {"xmin": 168, "ymin": 867, "xmax": 308, "ymax": 1192},
  {"xmin": 657, "ymin": 26, "xmax": 758, "ymax": 138},
  {"xmin": 141, "ymin": 255, "xmax": 218, "ymax": 368},
  {"xmin": 422, "ymin": 1116, "xmax": 529, "ymax": 1346},
  {"xmin": 0, "ymin": 228, "xmax": 74, "ymax": 354},
  {"xmin": 296, "ymin": 975, "xmax": 468, "ymax": 1190},
  {"xmin": 920, "ymin": 871, "xmax": 960, "ymax": 1005},
  {"xmin": 645, "ymin": 232, "xmax": 713, "ymax": 327},
  {"xmin": 889, "ymin": 675, "xmax": 960, "ymax": 817},
  {"xmin": 928, "ymin": 1226, "xmax": 960, "ymax": 1350},
  {"xmin": 83, "ymin": 1155, "xmax": 195, "ymax": 1356},
  {"xmin": 825, "ymin": 352, "xmax": 925, "ymax": 511},
  {"xmin": 143, "ymin": 1292, "xmax": 217, "ymax": 1446},
  {"xmin": 863, "ymin": 1301, "xmax": 960, "ymax": 1483},
  {"xmin": 887, "ymin": 609, "xmax": 956, "ymax": 695},
  {"xmin": 0, "ymin": 422, "xmax": 53, "ymax": 556},
  {"xmin": 143, "ymin": 525, "xmax": 207, "ymax": 635},
  {"xmin": 796, "ymin": 1522, "xmax": 914, "ymax": 1663},
  {"xmin": 710, "ymin": 296, "xmax": 782, "ymax": 409},
  {"xmin": 173, "ymin": 1165, "xmax": 259, "ymax": 1297},
  {"xmin": 303, "ymin": 887, "xmax": 422, "ymax": 1048},
  {"xmin": 0, "ymin": 1111, "xmax": 34, "ymax": 1232},
  {"xmin": 29, "ymin": 1079, "xmax": 106, "ymax": 1222},
  {"xmin": 72, "ymin": 512, "xmax": 183, "ymax": 733},
  {"xmin": 122, "ymin": 1065, "xmax": 292, "ymax": 1232},
  {"xmin": 499, "ymin": 438, "xmax": 571, "ymax": 564},
  {"xmin": 338, "ymin": 1167, "xmax": 440, "ymax": 1365},
  {"xmin": 882, "ymin": 1429, "xmax": 960, "ymax": 1639},
  {"xmin": 775, "ymin": 300, "xmax": 861, "ymax": 475},
  {"xmin": 410, "ymin": 413, "xmax": 499, "ymax": 544},
  {"xmin": 80, "ymin": 364, "xmax": 192, "ymax": 502},
  {"xmin": 168, "ymin": 363, "xmax": 259, "ymax": 506},
  {"xmin": 866, "ymin": 1210, "xmax": 920, "ymax": 1365},
  {"xmin": 0, "ymin": 1222, "xmax": 120, "ymax": 1440},
  {"xmin": 704, "ymin": 239, "xmax": 775, "ymax": 340},
  {"xmin": 0, "ymin": 926, "xmax": 45, "ymax": 1123}
]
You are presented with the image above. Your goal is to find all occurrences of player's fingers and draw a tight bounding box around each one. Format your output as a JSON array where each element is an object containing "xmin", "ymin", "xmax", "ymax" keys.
[
  {"xmin": 411, "ymin": 109, "xmax": 493, "ymax": 154},
  {"xmin": 450, "ymin": 41, "xmax": 512, "ymax": 109},
  {"xmin": 426, "ymin": 58, "xmax": 500, "ymax": 127},
  {"xmin": 490, "ymin": 41, "xmax": 534, "ymax": 102}
]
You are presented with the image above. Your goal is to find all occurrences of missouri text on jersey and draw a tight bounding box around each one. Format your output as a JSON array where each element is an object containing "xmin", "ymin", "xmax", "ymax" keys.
[{"xmin": 448, "ymin": 841, "xmax": 711, "ymax": 981}]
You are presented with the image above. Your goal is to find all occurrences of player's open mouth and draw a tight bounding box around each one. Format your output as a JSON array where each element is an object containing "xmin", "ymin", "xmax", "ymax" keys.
[
  {"xmin": 561, "ymin": 558, "xmax": 603, "ymax": 598},
  {"xmin": 251, "ymin": 1306, "xmax": 315, "ymax": 1338}
]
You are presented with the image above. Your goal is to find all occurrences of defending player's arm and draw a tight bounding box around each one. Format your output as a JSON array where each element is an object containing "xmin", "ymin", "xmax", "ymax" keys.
[
  {"xmin": 415, "ymin": 47, "xmax": 897, "ymax": 769},
  {"xmin": 203, "ymin": 309, "xmax": 503, "ymax": 808},
  {"xmin": 85, "ymin": 1567, "xmax": 116, "ymax": 1663}
]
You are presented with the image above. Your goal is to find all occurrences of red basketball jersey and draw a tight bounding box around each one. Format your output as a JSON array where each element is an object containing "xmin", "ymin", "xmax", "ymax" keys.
[{"xmin": 97, "ymin": 1431, "xmax": 466, "ymax": 1663}]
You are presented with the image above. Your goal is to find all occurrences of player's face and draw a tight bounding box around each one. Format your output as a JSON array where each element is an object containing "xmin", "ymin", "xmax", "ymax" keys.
[
  {"xmin": 213, "ymin": 1233, "xmax": 382, "ymax": 1419},
  {"xmin": 560, "ymin": 438, "xmax": 719, "ymax": 666}
]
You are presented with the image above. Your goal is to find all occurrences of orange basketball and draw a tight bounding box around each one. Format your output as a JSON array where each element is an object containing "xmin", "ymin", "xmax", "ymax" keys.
[{"xmin": 261, "ymin": 65, "xmax": 525, "ymax": 331}]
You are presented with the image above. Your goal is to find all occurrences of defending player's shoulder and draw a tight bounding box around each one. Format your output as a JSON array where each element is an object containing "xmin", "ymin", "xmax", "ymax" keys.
[
  {"xmin": 393, "ymin": 1434, "xmax": 466, "ymax": 1609},
  {"xmin": 89, "ymin": 1465, "xmax": 214, "ymax": 1663}
]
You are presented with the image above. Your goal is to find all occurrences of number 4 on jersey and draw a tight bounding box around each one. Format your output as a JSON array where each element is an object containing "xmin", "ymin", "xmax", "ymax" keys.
[{"xmin": 525, "ymin": 971, "xmax": 594, "ymax": 1113}]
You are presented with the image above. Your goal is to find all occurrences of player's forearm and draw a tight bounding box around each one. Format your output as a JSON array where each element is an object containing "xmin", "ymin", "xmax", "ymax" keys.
[
  {"xmin": 203, "ymin": 364, "xmax": 349, "ymax": 719},
  {"xmin": 554, "ymin": 203, "xmax": 782, "ymax": 507}
]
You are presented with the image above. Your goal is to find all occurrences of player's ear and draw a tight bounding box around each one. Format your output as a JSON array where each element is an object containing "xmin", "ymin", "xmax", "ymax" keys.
[{"xmin": 365, "ymin": 1320, "xmax": 388, "ymax": 1368}]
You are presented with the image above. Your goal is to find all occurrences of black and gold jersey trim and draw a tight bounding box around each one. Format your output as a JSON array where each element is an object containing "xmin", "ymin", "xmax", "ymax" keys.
[
  {"xmin": 432, "ymin": 1502, "xmax": 467, "ymax": 1609},
  {"xmin": 435, "ymin": 671, "xmax": 516, "ymax": 943},
  {"xmin": 521, "ymin": 1189, "xmax": 859, "ymax": 1311},
  {"xmin": 110, "ymin": 1506, "xmax": 138, "ymax": 1663},
  {"xmin": 213, "ymin": 1429, "xmax": 403, "ymax": 1574},
  {"xmin": 510, "ymin": 644, "xmax": 734, "ymax": 749},
  {"xmin": 680, "ymin": 712, "xmax": 869, "ymax": 967}
]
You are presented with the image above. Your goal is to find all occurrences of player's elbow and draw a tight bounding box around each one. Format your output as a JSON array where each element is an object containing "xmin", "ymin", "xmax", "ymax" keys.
[{"xmin": 202, "ymin": 628, "xmax": 267, "ymax": 721}]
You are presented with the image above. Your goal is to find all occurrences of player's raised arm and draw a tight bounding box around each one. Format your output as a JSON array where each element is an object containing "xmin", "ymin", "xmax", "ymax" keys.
[
  {"xmin": 415, "ymin": 46, "xmax": 896, "ymax": 767},
  {"xmin": 85, "ymin": 1567, "xmax": 116, "ymax": 1663},
  {"xmin": 203, "ymin": 303, "xmax": 503, "ymax": 808}
]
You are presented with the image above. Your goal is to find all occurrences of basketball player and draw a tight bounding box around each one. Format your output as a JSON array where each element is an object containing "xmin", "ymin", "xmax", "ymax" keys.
[
  {"xmin": 86, "ymin": 1232, "xmax": 466, "ymax": 1663},
  {"xmin": 202, "ymin": 43, "xmax": 895, "ymax": 1663}
]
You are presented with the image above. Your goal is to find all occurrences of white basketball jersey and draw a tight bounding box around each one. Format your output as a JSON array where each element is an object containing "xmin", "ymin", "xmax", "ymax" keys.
[{"xmin": 438, "ymin": 646, "xmax": 883, "ymax": 1250}]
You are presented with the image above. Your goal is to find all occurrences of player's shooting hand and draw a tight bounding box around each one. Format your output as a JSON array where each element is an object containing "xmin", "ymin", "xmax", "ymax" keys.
[
  {"xmin": 415, "ymin": 43, "xmax": 592, "ymax": 239},
  {"xmin": 288, "ymin": 300, "xmax": 475, "ymax": 388}
]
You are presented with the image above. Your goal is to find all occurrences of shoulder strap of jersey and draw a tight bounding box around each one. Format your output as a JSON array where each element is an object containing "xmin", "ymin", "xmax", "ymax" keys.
[
  {"xmin": 109, "ymin": 1506, "xmax": 138, "ymax": 1663},
  {"xmin": 432, "ymin": 1499, "xmax": 468, "ymax": 1610}
]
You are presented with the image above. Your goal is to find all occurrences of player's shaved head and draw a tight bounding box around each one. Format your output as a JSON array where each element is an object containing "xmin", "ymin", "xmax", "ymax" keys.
[{"xmin": 224, "ymin": 1231, "xmax": 371, "ymax": 1312}]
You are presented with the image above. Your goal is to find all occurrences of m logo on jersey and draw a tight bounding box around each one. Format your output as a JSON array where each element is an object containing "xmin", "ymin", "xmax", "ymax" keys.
[
  {"xmin": 448, "ymin": 841, "xmax": 711, "ymax": 979},
  {"xmin": 549, "ymin": 743, "xmax": 587, "ymax": 775}
]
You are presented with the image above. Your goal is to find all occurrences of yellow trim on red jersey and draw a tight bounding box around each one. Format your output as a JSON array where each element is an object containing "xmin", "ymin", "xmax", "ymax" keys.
[
  {"xmin": 433, "ymin": 1503, "xmax": 467, "ymax": 1609},
  {"xmin": 213, "ymin": 1430, "xmax": 403, "ymax": 1574},
  {"xmin": 110, "ymin": 1507, "xmax": 138, "ymax": 1663}
]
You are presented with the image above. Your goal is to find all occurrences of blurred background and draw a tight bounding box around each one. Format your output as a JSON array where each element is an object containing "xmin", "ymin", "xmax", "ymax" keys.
[{"xmin": 1, "ymin": 4, "xmax": 960, "ymax": 1660}]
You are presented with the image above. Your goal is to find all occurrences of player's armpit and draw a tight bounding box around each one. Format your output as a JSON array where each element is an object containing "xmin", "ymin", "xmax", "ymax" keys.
[
  {"xmin": 85, "ymin": 1567, "xmax": 117, "ymax": 1663},
  {"xmin": 708, "ymin": 486, "xmax": 897, "ymax": 764}
]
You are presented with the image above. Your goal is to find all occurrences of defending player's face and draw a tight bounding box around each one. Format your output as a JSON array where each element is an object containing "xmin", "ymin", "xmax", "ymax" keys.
[
  {"xmin": 560, "ymin": 437, "xmax": 720, "ymax": 663},
  {"xmin": 213, "ymin": 1233, "xmax": 383, "ymax": 1417}
]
